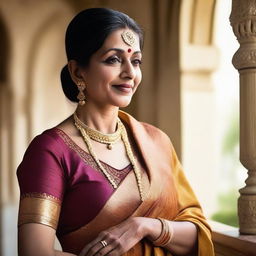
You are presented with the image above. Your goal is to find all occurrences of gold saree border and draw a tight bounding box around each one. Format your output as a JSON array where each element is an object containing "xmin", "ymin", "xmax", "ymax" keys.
[
  {"xmin": 55, "ymin": 128, "xmax": 134, "ymax": 186},
  {"xmin": 18, "ymin": 193, "xmax": 61, "ymax": 230}
]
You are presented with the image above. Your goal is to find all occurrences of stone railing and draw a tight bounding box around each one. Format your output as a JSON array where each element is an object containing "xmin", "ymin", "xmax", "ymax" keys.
[{"xmin": 211, "ymin": 221, "xmax": 256, "ymax": 256}]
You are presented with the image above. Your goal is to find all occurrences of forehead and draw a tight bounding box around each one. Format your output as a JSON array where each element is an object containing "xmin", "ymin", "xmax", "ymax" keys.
[{"xmin": 100, "ymin": 29, "xmax": 141, "ymax": 53}]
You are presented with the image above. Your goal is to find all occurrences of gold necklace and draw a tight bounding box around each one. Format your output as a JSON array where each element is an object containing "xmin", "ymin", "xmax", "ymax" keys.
[
  {"xmin": 74, "ymin": 115, "xmax": 144, "ymax": 201},
  {"xmin": 119, "ymin": 120, "xmax": 144, "ymax": 201},
  {"xmin": 74, "ymin": 112, "xmax": 121, "ymax": 150}
]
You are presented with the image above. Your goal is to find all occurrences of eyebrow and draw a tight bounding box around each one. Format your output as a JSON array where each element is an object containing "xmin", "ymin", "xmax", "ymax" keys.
[{"xmin": 102, "ymin": 48, "xmax": 141, "ymax": 55}]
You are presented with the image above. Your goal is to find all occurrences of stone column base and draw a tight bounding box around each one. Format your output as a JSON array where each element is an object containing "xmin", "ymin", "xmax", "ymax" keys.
[{"xmin": 238, "ymin": 195, "xmax": 256, "ymax": 234}]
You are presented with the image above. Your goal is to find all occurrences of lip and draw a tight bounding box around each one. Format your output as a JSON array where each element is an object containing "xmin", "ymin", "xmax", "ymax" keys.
[
  {"xmin": 114, "ymin": 84, "xmax": 133, "ymax": 88},
  {"xmin": 112, "ymin": 84, "xmax": 133, "ymax": 93}
]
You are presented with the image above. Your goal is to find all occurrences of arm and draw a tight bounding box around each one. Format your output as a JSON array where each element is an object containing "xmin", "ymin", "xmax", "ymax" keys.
[
  {"xmin": 17, "ymin": 133, "xmax": 70, "ymax": 256},
  {"xmin": 142, "ymin": 217, "xmax": 197, "ymax": 255},
  {"xmin": 18, "ymin": 223, "xmax": 76, "ymax": 256},
  {"xmin": 77, "ymin": 217, "xmax": 196, "ymax": 256}
]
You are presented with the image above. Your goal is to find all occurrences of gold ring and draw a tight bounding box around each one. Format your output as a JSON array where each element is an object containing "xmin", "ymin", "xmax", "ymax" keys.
[{"xmin": 100, "ymin": 240, "xmax": 107, "ymax": 247}]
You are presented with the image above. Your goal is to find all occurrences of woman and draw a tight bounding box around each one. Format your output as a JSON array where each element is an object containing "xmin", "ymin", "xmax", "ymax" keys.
[{"xmin": 17, "ymin": 8, "xmax": 214, "ymax": 256}]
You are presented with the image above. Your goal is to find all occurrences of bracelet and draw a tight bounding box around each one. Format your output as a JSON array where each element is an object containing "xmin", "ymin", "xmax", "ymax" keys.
[
  {"xmin": 165, "ymin": 220, "xmax": 174, "ymax": 245},
  {"xmin": 153, "ymin": 218, "xmax": 174, "ymax": 247}
]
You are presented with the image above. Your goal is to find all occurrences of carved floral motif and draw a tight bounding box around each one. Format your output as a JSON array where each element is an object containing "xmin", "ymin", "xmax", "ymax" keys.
[
  {"xmin": 230, "ymin": 0, "xmax": 256, "ymax": 40},
  {"xmin": 238, "ymin": 196, "xmax": 256, "ymax": 233},
  {"xmin": 230, "ymin": 0, "xmax": 256, "ymax": 22},
  {"xmin": 232, "ymin": 48, "xmax": 256, "ymax": 69}
]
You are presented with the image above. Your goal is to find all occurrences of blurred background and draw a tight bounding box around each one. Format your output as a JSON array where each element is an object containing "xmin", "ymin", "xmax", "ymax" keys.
[{"xmin": 0, "ymin": 0, "xmax": 244, "ymax": 255}]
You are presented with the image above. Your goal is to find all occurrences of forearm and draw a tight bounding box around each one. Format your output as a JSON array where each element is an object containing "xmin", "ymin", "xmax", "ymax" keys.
[
  {"xmin": 143, "ymin": 218, "xmax": 197, "ymax": 255},
  {"xmin": 18, "ymin": 249, "xmax": 77, "ymax": 256},
  {"xmin": 54, "ymin": 250, "xmax": 77, "ymax": 256},
  {"xmin": 164, "ymin": 221, "xmax": 197, "ymax": 255}
]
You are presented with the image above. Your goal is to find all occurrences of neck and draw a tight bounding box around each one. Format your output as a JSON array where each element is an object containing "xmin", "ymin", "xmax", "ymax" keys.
[{"xmin": 76, "ymin": 104, "xmax": 119, "ymax": 134}]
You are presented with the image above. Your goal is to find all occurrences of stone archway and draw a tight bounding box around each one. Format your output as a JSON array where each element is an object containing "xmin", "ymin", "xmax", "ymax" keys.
[
  {"xmin": 0, "ymin": 12, "xmax": 11, "ymax": 256},
  {"xmin": 180, "ymin": 0, "xmax": 218, "ymax": 217},
  {"xmin": 25, "ymin": 9, "xmax": 75, "ymax": 141}
]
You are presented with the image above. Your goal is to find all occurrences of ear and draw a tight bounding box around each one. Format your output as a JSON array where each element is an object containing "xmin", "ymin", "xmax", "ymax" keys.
[{"xmin": 68, "ymin": 60, "xmax": 85, "ymax": 84}]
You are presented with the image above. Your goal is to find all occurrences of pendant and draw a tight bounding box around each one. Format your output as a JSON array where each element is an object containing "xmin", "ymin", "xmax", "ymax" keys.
[{"xmin": 107, "ymin": 144, "xmax": 113, "ymax": 150}]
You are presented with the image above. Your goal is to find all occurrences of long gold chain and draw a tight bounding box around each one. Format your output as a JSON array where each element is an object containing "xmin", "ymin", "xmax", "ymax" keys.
[
  {"xmin": 74, "ymin": 112, "xmax": 121, "ymax": 150},
  {"xmin": 74, "ymin": 121, "xmax": 118, "ymax": 188},
  {"xmin": 73, "ymin": 114, "xmax": 144, "ymax": 201},
  {"xmin": 119, "ymin": 121, "xmax": 144, "ymax": 201}
]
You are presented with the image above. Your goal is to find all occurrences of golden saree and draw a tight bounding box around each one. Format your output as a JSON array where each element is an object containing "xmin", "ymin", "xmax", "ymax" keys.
[
  {"xmin": 59, "ymin": 111, "xmax": 214, "ymax": 255},
  {"xmin": 17, "ymin": 111, "xmax": 214, "ymax": 255}
]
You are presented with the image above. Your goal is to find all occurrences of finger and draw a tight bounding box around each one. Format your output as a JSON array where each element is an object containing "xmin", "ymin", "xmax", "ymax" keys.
[
  {"xmin": 80, "ymin": 220, "xmax": 132, "ymax": 256},
  {"xmin": 80, "ymin": 232, "xmax": 107, "ymax": 256},
  {"xmin": 105, "ymin": 249, "xmax": 119, "ymax": 256},
  {"xmin": 88, "ymin": 232, "xmax": 123, "ymax": 256},
  {"xmin": 86, "ymin": 241, "xmax": 106, "ymax": 256},
  {"xmin": 94, "ymin": 232, "xmax": 130, "ymax": 256},
  {"xmin": 94, "ymin": 239, "xmax": 119, "ymax": 256},
  {"xmin": 86, "ymin": 238, "xmax": 119, "ymax": 256},
  {"xmin": 96, "ymin": 219, "xmax": 138, "ymax": 256},
  {"xmin": 115, "ymin": 228, "xmax": 142, "ymax": 254}
]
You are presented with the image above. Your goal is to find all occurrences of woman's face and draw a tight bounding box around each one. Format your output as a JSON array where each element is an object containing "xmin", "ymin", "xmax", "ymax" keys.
[{"xmin": 79, "ymin": 29, "xmax": 142, "ymax": 108}]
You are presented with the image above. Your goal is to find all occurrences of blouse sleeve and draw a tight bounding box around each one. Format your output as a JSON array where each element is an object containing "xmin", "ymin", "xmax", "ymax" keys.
[{"xmin": 17, "ymin": 132, "xmax": 66, "ymax": 230}]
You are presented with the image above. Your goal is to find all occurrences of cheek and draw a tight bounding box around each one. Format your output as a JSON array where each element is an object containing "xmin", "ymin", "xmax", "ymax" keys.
[
  {"xmin": 86, "ymin": 72, "xmax": 111, "ymax": 90},
  {"xmin": 135, "ymin": 69, "xmax": 142, "ymax": 85},
  {"xmin": 98, "ymin": 67, "xmax": 119, "ymax": 83}
]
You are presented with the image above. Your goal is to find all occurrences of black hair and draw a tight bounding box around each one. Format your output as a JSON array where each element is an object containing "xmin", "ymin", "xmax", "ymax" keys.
[{"xmin": 60, "ymin": 8, "xmax": 144, "ymax": 103}]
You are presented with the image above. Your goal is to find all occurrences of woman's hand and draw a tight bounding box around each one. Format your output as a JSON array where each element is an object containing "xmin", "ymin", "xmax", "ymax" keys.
[
  {"xmin": 78, "ymin": 217, "xmax": 197, "ymax": 256},
  {"xmin": 78, "ymin": 217, "xmax": 159, "ymax": 256}
]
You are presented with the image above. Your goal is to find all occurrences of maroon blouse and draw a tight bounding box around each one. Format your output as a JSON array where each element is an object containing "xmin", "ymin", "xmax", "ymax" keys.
[{"xmin": 17, "ymin": 128, "xmax": 133, "ymax": 238}]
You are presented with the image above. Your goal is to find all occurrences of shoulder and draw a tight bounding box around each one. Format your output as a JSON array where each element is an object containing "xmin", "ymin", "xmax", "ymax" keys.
[
  {"xmin": 22, "ymin": 128, "xmax": 65, "ymax": 161},
  {"xmin": 17, "ymin": 128, "xmax": 66, "ymax": 176},
  {"xmin": 17, "ymin": 128, "xmax": 67, "ymax": 198},
  {"xmin": 119, "ymin": 110, "xmax": 171, "ymax": 145},
  {"xmin": 120, "ymin": 111, "xmax": 179, "ymax": 171},
  {"xmin": 140, "ymin": 121, "xmax": 169, "ymax": 139}
]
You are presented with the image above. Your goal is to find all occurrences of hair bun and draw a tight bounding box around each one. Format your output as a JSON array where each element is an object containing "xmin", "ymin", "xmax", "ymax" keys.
[{"xmin": 60, "ymin": 65, "xmax": 78, "ymax": 103}]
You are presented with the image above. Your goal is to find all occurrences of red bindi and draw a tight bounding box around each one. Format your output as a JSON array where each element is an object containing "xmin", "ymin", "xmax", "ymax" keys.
[{"xmin": 128, "ymin": 48, "xmax": 132, "ymax": 53}]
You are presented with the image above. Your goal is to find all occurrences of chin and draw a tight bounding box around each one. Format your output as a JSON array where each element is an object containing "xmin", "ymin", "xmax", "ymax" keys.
[
  {"xmin": 119, "ymin": 103, "xmax": 131, "ymax": 108},
  {"xmin": 113, "ymin": 96, "xmax": 133, "ymax": 108},
  {"xmin": 116, "ymin": 100, "xmax": 132, "ymax": 108}
]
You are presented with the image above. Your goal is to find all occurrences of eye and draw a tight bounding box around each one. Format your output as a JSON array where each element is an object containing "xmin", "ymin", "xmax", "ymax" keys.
[
  {"xmin": 104, "ymin": 56, "xmax": 121, "ymax": 64},
  {"xmin": 132, "ymin": 59, "xmax": 142, "ymax": 66}
]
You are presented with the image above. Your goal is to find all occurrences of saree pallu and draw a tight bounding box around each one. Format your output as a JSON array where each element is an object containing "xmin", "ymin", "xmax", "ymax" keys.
[{"xmin": 17, "ymin": 111, "xmax": 214, "ymax": 256}]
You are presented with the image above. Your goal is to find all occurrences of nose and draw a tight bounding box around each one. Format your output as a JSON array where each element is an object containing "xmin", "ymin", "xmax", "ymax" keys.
[{"xmin": 120, "ymin": 60, "xmax": 136, "ymax": 80}]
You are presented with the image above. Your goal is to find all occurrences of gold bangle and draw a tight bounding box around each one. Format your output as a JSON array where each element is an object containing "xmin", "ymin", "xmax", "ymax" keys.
[
  {"xmin": 153, "ymin": 218, "xmax": 166, "ymax": 246},
  {"xmin": 154, "ymin": 218, "xmax": 164, "ymax": 241},
  {"xmin": 164, "ymin": 221, "xmax": 174, "ymax": 245},
  {"xmin": 153, "ymin": 218, "xmax": 173, "ymax": 247},
  {"xmin": 160, "ymin": 219, "xmax": 171, "ymax": 245}
]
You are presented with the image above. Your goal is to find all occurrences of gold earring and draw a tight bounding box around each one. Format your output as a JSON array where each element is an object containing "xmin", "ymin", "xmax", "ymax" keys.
[{"xmin": 77, "ymin": 81, "xmax": 86, "ymax": 106}]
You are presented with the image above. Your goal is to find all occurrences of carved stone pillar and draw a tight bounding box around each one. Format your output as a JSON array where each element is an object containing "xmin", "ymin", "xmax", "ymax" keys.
[{"xmin": 230, "ymin": 0, "xmax": 256, "ymax": 234}]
